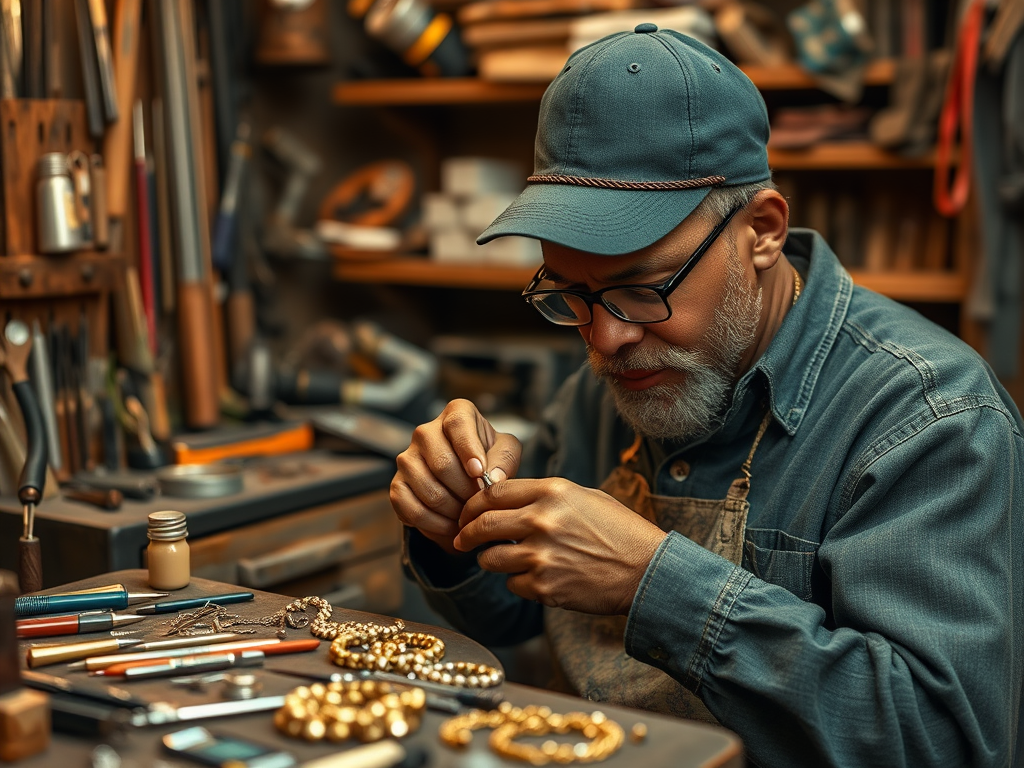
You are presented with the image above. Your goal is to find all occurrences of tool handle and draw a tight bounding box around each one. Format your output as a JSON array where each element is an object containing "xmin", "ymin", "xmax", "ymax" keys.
[
  {"xmin": 135, "ymin": 156, "xmax": 156, "ymax": 356},
  {"xmin": 64, "ymin": 486, "xmax": 123, "ymax": 511},
  {"xmin": 144, "ymin": 592, "xmax": 254, "ymax": 613},
  {"xmin": 17, "ymin": 614, "xmax": 80, "ymax": 638},
  {"xmin": 13, "ymin": 381, "xmax": 47, "ymax": 505},
  {"xmin": 260, "ymin": 639, "xmax": 321, "ymax": 655},
  {"xmin": 15, "ymin": 590, "xmax": 126, "ymax": 617},
  {"xmin": 18, "ymin": 537, "xmax": 43, "ymax": 594},
  {"xmin": 177, "ymin": 281, "xmax": 220, "ymax": 429}
]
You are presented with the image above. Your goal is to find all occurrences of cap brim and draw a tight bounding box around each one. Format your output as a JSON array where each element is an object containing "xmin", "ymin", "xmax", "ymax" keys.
[{"xmin": 476, "ymin": 182, "xmax": 712, "ymax": 255}]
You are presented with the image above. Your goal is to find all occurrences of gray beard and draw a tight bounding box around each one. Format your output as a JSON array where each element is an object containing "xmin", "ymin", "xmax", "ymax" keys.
[{"xmin": 588, "ymin": 257, "xmax": 762, "ymax": 442}]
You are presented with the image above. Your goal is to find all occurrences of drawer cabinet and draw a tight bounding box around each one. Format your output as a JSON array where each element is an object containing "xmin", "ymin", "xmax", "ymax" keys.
[{"xmin": 183, "ymin": 489, "xmax": 402, "ymax": 614}]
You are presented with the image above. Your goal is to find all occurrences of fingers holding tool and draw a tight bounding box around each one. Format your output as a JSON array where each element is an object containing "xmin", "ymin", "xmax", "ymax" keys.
[{"xmin": 391, "ymin": 399, "xmax": 521, "ymax": 554}]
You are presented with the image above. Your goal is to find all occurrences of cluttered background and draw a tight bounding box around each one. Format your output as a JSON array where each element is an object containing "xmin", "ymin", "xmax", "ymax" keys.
[{"xmin": 0, "ymin": 0, "xmax": 1022, "ymax": 654}]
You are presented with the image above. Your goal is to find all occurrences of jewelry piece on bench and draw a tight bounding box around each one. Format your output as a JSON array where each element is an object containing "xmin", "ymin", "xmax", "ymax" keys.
[
  {"xmin": 439, "ymin": 702, "xmax": 626, "ymax": 765},
  {"xmin": 161, "ymin": 602, "xmax": 311, "ymax": 638},
  {"xmin": 283, "ymin": 595, "xmax": 505, "ymax": 688},
  {"xmin": 275, "ymin": 680, "xmax": 427, "ymax": 743}
]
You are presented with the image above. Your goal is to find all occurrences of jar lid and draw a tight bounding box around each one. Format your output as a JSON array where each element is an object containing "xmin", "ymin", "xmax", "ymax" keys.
[
  {"xmin": 37, "ymin": 152, "xmax": 69, "ymax": 178},
  {"xmin": 147, "ymin": 510, "xmax": 188, "ymax": 541}
]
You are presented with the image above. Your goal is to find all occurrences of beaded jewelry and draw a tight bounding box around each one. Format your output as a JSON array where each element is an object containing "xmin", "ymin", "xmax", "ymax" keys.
[
  {"xmin": 286, "ymin": 595, "xmax": 505, "ymax": 688},
  {"xmin": 275, "ymin": 680, "xmax": 427, "ymax": 743},
  {"xmin": 440, "ymin": 701, "xmax": 627, "ymax": 765}
]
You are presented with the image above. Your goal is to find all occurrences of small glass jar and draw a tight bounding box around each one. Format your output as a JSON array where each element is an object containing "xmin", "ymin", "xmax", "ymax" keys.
[{"xmin": 147, "ymin": 510, "xmax": 190, "ymax": 590}]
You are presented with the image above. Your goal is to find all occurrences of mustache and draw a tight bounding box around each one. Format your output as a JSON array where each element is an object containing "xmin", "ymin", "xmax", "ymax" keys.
[{"xmin": 587, "ymin": 339, "xmax": 711, "ymax": 378}]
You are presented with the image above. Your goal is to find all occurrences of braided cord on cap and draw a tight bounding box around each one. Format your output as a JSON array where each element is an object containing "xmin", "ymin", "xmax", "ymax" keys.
[{"xmin": 526, "ymin": 174, "xmax": 726, "ymax": 190}]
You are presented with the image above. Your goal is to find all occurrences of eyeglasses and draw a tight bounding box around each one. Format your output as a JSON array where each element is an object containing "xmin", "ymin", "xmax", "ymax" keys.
[{"xmin": 522, "ymin": 204, "xmax": 743, "ymax": 327}]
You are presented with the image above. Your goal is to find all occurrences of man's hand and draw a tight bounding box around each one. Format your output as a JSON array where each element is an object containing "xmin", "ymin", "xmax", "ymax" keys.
[
  {"xmin": 391, "ymin": 399, "xmax": 522, "ymax": 555},
  {"xmin": 454, "ymin": 478, "xmax": 667, "ymax": 615}
]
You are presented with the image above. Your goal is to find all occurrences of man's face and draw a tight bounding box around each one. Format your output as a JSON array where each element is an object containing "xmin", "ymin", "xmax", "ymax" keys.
[{"xmin": 541, "ymin": 212, "xmax": 763, "ymax": 442}]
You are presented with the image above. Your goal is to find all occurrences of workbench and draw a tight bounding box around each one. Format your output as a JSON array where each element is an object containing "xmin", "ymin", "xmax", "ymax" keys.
[
  {"xmin": 15, "ymin": 570, "xmax": 744, "ymax": 767},
  {"xmin": 0, "ymin": 452, "xmax": 400, "ymax": 612}
]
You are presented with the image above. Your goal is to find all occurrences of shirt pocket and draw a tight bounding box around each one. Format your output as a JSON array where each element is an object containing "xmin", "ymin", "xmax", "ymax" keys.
[{"xmin": 743, "ymin": 527, "xmax": 819, "ymax": 601}]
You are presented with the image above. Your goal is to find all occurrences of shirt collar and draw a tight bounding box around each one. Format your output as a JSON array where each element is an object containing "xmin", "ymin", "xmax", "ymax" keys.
[{"xmin": 736, "ymin": 228, "xmax": 853, "ymax": 436}]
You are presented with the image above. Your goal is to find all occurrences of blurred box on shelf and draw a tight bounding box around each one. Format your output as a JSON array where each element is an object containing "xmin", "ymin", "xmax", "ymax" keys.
[
  {"xmin": 422, "ymin": 192, "xmax": 462, "ymax": 229},
  {"xmin": 441, "ymin": 156, "xmax": 524, "ymax": 196},
  {"xmin": 462, "ymin": 192, "xmax": 518, "ymax": 231},
  {"xmin": 480, "ymin": 236, "xmax": 542, "ymax": 267}
]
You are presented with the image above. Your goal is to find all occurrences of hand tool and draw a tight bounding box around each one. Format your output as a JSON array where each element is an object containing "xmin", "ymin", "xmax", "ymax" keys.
[
  {"xmin": 14, "ymin": 584, "xmax": 169, "ymax": 617},
  {"xmin": 88, "ymin": 639, "xmax": 319, "ymax": 676},
  {"xmin": 150, "ymin": 98, "xmax": 176, "ymax": 314},
  {"xmin": 90, "ymin": 154, "xmax": 108, "ymax": 248},
  {"xmin": 68, "ymin": 636, "xmax": 281, "ymax": 671},
  {"xmin": 133, "ymin": 98, "xmax": 157, "ymax": 356},
  {"xmin": 73, "ymin": 0, "xmax": 104, "ymax": 137},
  {"xmin": 1, "ymin": 321, "xmax": 47, "ymax": 595},
  {"xmin": 0, "ymin": 0, "xmax": 22, "ymax": 98},
  {"xmin": 262, "ymin": 127, "xmax": 326, "ymax": 260},
  {"xmin": 123, "ymin": 393, "xmax": 167, "ymax": 469},
  {"xmin": 212, "ymin": 121, "xmax": 251, "ymax": 273},
  {"xmin": 62, "ymin": 485, "xmax": 123, "ymax": 510},
  {"xmin": 101, "ymin": 0, "xmax": 141, "ymax": 251},
  {"xmin": 17, "ymin": 612, "xmax": 145, "ymax": 639},
  {"xmin": 155, "ymin": 0, "xmax": 220, "ymax": 430},
  {"xmin": 21, "ymin": 0, "xmax": 41, "ymax": 97},
  {"xmin": 86, "ymin": 0, "xmax": 118, "ymax": 122},
  {"xmin": 122, "ymin": 650, "xmax": 264, "ymax": 681},
  {"xmin": 21, "ymin": 669, "xmax": 148, "ymax": 708},
  {"xmin": 27, "ymin": 636, "xmax": 143, "ymax": 668},
  {"xmin": 73, "ymin": 469, "xmax": 157, "ymax": 500},
  {"xmin": 42, "ymin": 0, "xmax": 59, "ymax": 97},
  {"xmin": 270, "ymin": 666, "xmax": 505, "ymax": 713},
  {"xmin": 131, "ymin": 592, "xmax": 255, "ymax": 615},
  {"xmin": 28, "ymin": 321, "xmax": 62, "ymax": 477},
  {"xmin": 59, "ymin": 326, "xmax": 81, "ymax": 474}
]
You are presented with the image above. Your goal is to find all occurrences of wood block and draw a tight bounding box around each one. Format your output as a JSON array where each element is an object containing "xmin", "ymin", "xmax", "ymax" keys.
[
  {"xmin": 0, "ymin": 688, "xmax": 50, "ymax": 762},
  {"xmin": 0, "ymin": 100, "xmax": 89, "ymax": 256}
]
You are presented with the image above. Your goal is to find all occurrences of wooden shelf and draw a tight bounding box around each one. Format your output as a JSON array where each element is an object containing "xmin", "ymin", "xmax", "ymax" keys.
[
  {"xmin": 768, "ymin": 143, "xmax": 937, "ymax": 170},
  {"xmin": 333, "ymin": 60, "xmax": 897, "ymax": 106},
  {"xmin": 333, "ymin": 254, "xmax": 535, "ymax": 290},
  {"xmin": 333, "ymin": 255, "xmax": 967, "ymax": 302},
  {"xmin": 848, "ymin": 270, "xmax": 968, "ymax": 303}
]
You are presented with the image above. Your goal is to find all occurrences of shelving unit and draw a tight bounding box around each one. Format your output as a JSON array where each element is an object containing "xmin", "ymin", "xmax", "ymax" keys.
[{"xmin": 331, "ymin": 56, "xmax": 978, "ymax": 347}]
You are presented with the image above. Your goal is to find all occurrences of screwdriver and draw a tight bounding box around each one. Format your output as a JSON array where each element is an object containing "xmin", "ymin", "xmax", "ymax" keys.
[
  {"xmin": 14, "ymin": 584, "xmax": 169, "ymax": 617},
  {"xmin": 17, "ymin": 611, "xmax": 146, "ymax": 639}
]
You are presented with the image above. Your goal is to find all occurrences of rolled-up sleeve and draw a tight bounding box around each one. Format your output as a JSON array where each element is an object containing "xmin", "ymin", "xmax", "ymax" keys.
[{"xmin": 625, "ymin": 404, "xmax": 1024, "ymax": 768}]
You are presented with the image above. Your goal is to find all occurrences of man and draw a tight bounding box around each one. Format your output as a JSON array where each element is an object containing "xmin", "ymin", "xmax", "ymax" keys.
[{"xmin": 390, "ymin": 24, "xmax": 1024, "ymax": 768}]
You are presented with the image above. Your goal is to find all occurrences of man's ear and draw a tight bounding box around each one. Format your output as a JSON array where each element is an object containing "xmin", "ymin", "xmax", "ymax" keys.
[{"xmin": 746, "ymin": 190, "xmax": 789, "ymax": 274}]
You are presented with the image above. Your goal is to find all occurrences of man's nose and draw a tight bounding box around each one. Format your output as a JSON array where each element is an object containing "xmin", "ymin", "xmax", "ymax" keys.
[{"xmin": 581, "ymin": 304, "xmax": 645, "ymax": 356}]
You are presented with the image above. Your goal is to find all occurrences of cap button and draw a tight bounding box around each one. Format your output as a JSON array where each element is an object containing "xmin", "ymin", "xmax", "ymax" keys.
[{"xmin": 634, "ymin": 22, "xmax": 657, "ymax": 34}]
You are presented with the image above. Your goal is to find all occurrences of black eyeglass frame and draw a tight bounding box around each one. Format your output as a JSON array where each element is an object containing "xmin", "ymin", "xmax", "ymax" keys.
[{"xmin": 521, "ymin": 203, "xmax": 744, "ymax": 326}]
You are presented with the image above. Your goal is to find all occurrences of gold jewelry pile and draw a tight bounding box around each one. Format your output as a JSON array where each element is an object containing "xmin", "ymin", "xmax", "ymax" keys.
[
  {"xmin": 440, "ymin": 702, "xmax": 626, "ymax": 765},
  {"xmin": 286, "ymin": 596, "xmax": 504, "ymax": 688},
  {"xmin": 275, "ymin": 680, "xmax": 426, "ymax": 743}
]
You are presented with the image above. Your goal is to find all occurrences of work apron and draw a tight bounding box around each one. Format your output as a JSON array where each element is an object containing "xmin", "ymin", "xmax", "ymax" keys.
[{"xmin": 544, "ymin": 411, "xmax": 773, "ymax": 723}]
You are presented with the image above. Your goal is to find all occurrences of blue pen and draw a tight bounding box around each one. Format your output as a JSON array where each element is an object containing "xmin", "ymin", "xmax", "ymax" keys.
[
  {"xmin": 129, "ymin": 592, "xmax": 255, "ymax": 615},
  {"xmin": 14, "ymin": 584, "xmax": 169, "ymax": 617}
]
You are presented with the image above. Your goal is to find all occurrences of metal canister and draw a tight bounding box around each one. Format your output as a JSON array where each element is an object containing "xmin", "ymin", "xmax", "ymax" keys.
[
  {"xmin": 36, "ymin": 153, "xmax": 84, "ymax": 254},
  {"xmin": 364, "ymin": 0, "xmax": 470, "ymax": 77}
]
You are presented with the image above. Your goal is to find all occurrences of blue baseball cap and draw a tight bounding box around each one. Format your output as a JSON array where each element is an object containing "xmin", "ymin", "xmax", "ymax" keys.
[{"xmin": 477, "ymin": 24, "xmax": 771, "ymax": 256}]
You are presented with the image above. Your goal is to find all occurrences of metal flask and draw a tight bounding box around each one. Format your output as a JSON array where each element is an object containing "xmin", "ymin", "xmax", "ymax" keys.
[{"xmin": 36, "ymin": 152, "xmax": 85, "ymax": 253}]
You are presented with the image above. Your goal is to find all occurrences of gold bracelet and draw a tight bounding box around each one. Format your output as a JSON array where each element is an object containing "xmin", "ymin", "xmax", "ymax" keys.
[
  {"xmin": 440, "ymin": 702, "xmax": 626, "ymax": 764},
  {"xmin": 275, "ymin": 680, "xmax": 427, "ymax": 743},
  {"xmin": 288, "ymin": 595, "xmax": 505, "ymax": 688}
]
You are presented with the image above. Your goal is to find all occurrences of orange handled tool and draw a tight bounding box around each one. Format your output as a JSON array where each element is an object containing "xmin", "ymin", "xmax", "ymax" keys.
[{"xmin": 93, "ymin": 638, "xmax": 321, "ymax": 676}]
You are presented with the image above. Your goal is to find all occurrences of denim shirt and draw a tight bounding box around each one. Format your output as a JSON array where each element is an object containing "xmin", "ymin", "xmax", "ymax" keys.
[{"xmin": 404, "ymin": 230, "xmax": 1024, "ymax": 768}]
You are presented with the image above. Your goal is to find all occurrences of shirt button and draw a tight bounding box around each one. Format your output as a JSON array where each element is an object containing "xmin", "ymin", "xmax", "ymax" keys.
[
  {"xmin": 669, "ymin": 460, "xmax": 690, "ymax": 482},
  {"xmin": 648, "ymin": 647, "xmax": 668, "ymax": 661}
]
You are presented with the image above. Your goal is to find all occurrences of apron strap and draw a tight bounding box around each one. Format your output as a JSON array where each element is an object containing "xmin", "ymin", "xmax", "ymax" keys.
[
  {"xmin": 620, "ymin": 433, "xmax": 643, "ymax": 464},
  {"xmin": 740, "ymin": 409, "xmax": 774, "ymax": 483}
]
